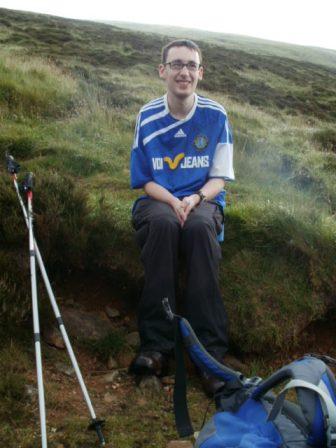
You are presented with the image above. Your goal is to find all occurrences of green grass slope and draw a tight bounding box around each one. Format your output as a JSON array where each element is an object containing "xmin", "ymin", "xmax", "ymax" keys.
[
  {"xmin": 0, "ymin": 7, "xmax": 335, "ymax": 355},
  {"xmin": 107, "ymin": 20, "xmax": 336, "ymax": 70}
]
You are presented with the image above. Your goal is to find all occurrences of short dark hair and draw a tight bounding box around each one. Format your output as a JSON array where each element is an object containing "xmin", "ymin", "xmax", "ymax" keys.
[{"xmin": 161, "ymin": 39, "xmax": 202, "ymax": 64}]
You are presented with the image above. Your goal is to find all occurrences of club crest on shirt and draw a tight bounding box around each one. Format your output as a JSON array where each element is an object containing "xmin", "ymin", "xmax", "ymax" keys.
[{"xmin": 193, "ymin": 134, "xmax": 208, "ymax": 151}]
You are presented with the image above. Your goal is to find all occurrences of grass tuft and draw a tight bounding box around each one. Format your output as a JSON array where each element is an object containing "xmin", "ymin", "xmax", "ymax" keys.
[
  {"xmin": 313, "ymin": 128, "xmax": 336, "ymax": 153},
  {"xmin": 0, "ymin": 343, "xmax": 31, "ymax": 422}
]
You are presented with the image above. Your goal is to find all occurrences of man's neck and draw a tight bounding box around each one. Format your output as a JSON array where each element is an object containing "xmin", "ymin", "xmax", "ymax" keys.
[{"xmin": 166, "ymin": 93, "xmax": 195, "ymax": 120}]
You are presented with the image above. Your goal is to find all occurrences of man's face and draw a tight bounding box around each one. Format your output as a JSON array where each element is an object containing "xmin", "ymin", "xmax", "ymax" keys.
[{"xmin": 159, "ymin": 46, "xmax": 203, "ymax": 100}]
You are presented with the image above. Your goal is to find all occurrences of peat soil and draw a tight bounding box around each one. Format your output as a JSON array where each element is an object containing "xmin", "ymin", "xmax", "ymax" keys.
[{"xmin": 17, "ymin": 271, "xmax": 336, "ymax": 447}]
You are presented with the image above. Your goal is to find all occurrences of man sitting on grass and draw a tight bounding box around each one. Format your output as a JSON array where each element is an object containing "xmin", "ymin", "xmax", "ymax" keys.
[{"xmin": 129, "ymin": 39, "xmax": 235, "ymax": 395}]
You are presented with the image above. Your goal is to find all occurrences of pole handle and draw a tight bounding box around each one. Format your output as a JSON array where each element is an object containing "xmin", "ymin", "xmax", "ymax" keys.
[{"xmin": 5, "ymin": 152, "xmax": 20, "ymax": 174}]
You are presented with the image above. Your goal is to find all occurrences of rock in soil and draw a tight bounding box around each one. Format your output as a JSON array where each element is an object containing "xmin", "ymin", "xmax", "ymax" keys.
[
  {"xmin": 105, "ymin": 306, "xmax": 120, "ymax": 319},
  {"xmin": 139, "ymin": 375, "xmax": 162, "ymax": 393},
  {"xmin": 55, "ymin": 362, "xmax": 75, "ymax": 377},
  {"xmin": 103, "ymin": 392, "xmax": 118, "ymax": 404},
  {"xmin": 126, "ymin": 331, "xmax": 140, "ymax": 348},
  {"xmin": 107, "ymin": 355, "xmax": 118, "ymax": 370},
  {"xmin": 43, "ymin": 325, "xmax": 65, "ymax": 349},
  {"xmin": 25, "ymin": 384, "xmax": 38, "ymax": 399},
  {"xmin": 161, "ymin": 376, "xmax": 175, "ymax": 385},
  {"xmin": 116, "ymin": 352, "xmax": 134, "ymax": 368},
  {"xmin": 102, "ymin": 371, "xmax": 119, "ymax": 383},
  {"xmin": 61, "ymin": 308, "xmax": 112, "ymax": 340},
  {"xmin": 166, "ymin": 441, "xmax": 193, "ymax": 448}
]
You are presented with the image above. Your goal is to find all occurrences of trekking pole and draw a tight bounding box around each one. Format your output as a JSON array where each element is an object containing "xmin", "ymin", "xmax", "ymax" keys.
[
  {"xmin": 21, "ymin": 172, "xmax": 48, "ymax": 448},
  {"xmin": 5, "ymin": 154, "xmax": 106, "ymax": 446}
]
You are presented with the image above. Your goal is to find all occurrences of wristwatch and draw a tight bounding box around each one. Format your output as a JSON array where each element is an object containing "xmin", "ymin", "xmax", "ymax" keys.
[{"xmin": 197, "ymin": 190, "xmax": 207, "ymax": 203}]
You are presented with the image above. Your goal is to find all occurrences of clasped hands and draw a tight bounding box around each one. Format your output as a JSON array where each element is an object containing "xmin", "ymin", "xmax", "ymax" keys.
[{"xmin": 170, "ymin": 194, "xmax": 201, "ymax": 227}]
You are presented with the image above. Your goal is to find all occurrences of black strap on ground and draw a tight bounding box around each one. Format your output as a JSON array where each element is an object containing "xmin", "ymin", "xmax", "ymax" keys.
[{"xmin": 173, "ymin": 317, "xmax": 194, "ymax": 438}]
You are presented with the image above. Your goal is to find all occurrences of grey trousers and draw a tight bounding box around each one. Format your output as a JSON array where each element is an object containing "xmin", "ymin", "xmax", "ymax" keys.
[{"xmin": 132, "ymin": 198, "xmax": 228, "ymax": 360}]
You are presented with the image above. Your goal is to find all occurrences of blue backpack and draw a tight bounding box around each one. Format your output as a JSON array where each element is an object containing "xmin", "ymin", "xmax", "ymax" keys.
[{"xmin": 163, "ymin": 299, "xmax": 336, "ymax": 448}]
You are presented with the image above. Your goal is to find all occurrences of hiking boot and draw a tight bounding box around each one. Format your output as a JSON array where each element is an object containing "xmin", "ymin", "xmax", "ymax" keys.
[
  {"xmin": 199, "ymin": 369, "xmax": 226, "ymax": 397},
  {"xmin": 129, "ymin": 351, "xmax": 169, "ymax": 377}
]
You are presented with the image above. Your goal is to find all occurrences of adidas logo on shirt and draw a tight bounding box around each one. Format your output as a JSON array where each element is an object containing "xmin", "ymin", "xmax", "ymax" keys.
[{"xmin": 174, "ymin": 128, "xmax": 187, "ymax": 138}]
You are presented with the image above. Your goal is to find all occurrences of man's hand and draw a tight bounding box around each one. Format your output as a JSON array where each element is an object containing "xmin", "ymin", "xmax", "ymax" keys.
[
  {"xmin": 169, "ymin": 197, "xmax": 187, "ymax": 226},
  {"xmin": 180, "ymin": 194, "xmax": 201, "ymax": 225},
  {"xmin": 143, "ymin": 180, "xmax": 224, "ymax": 227}
]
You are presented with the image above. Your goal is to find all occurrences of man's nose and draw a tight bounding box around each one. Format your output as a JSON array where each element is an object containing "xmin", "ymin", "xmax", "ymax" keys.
[{"xmin": 180, "ymin": 65, "xmax": 189, "ymax": 75}]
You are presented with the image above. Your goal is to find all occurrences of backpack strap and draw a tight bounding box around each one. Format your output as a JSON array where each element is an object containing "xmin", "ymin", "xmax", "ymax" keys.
[
  {"xmin": 173, "ymin": 317, "xmax": 194, "ymax": 437},
  {"xmin": 251, "ymin": 357, "xmax": 328, "ymax": 401},
  {"xmin": 161, "ymin": 299, "xmax": 263, "ymax": 439},
  {"xmin": 268, "ymin": 379, "xmax": 336, "ymax": 447},
  {"xmin": 162, "ymin": 298, "xmax": 194, "ymax": 437},
  {"xmin": 178, "ymin": 316, "xmax": 245, "ymax": 387}
]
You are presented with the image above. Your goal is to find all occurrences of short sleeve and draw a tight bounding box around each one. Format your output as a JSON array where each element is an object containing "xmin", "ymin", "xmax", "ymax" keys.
[
  {"xmin": 209, "ymin": 115, "xmax": 235, "ymax": 181},
  {"xmin": 130, "ymin": 113, "xmax": 152, "ymax": 189}
]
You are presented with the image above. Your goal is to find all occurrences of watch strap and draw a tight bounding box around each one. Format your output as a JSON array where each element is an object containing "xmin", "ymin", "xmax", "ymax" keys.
[{"xmin": 197, "ymin": 190, "xmax": 207, "ymax": 202}]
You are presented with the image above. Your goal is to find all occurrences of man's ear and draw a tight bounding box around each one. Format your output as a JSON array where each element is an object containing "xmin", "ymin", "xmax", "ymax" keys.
[
  {"xmin": 158, "ymin": 64, "xmax": 166, "ymax": 79},
  {"xmin": 198, "ymin": 65, "xmax": 204, "ymax": 81}
]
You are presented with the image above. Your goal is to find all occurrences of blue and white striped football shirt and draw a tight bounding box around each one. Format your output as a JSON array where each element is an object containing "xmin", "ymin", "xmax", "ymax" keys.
[{"xmin": 130, "ymin": 93, "xmax": 234, "ymax": 209}]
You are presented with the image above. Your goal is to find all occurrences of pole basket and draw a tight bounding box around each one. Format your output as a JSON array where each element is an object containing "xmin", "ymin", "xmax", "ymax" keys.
[{"xmin": 88, "ymin": 419, "xmax": 106, "ymax": 446}]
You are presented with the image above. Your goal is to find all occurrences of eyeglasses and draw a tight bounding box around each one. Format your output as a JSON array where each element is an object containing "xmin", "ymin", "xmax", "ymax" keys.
[{"xmin": 164, "ymin": 60, "xmax": 202, "ymax": 72}]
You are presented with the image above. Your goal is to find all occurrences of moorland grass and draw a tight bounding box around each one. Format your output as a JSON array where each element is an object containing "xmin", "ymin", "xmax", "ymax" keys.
[
  {"xmin": 0, "ymin": 51, "xmax": 78, "ymax": 119},
  {"xmin": 0, "ymin": 342, "xmax": 31, "ymax": 423},
  {"xmin": 106, "ymin": 21, "xmax": 336, "ymax": 70},
  {"xmin": 0, "ymin": 8, "xmax": 335, "ymax": 356}
]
